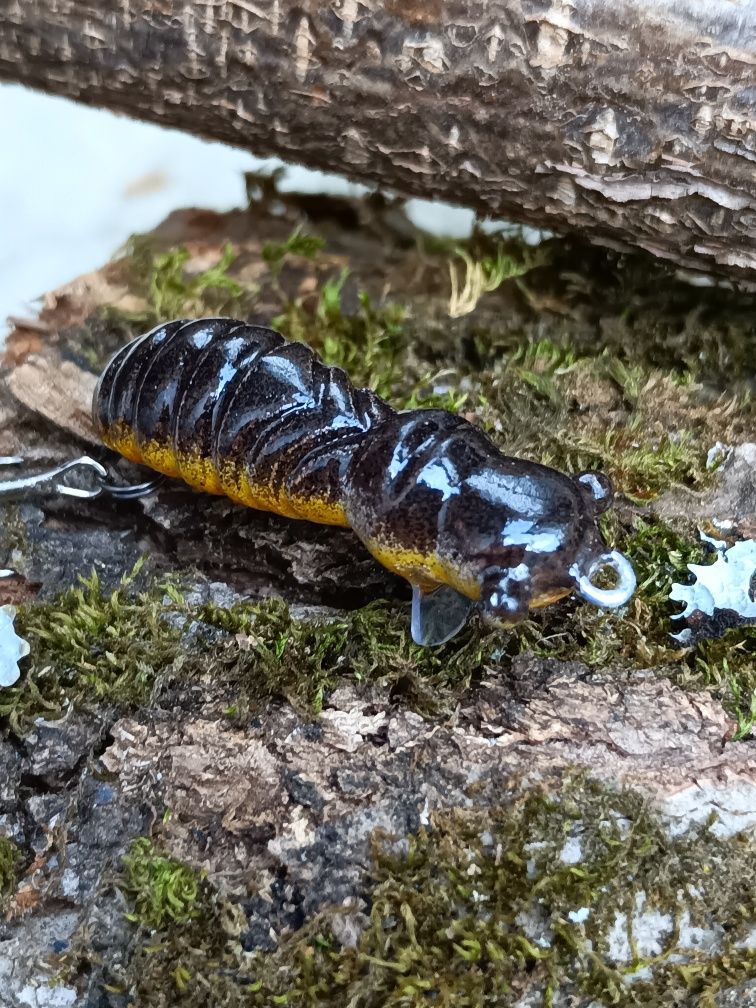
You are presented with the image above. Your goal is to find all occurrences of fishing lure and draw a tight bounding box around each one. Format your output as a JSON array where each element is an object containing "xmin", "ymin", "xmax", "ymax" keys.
[{"xmin": 91, "ymin": 317, "xmax": 636, "ymax": 646}]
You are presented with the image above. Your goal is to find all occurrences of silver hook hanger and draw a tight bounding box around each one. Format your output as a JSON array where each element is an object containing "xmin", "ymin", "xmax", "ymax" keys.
[{"xmin": 0, "ymin": 455, "xmax": 161, "ymax": 503}]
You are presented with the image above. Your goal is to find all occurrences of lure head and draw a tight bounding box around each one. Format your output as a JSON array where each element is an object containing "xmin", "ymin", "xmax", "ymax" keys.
[
  {"xmin": 344, "ymin": 409, "xmax": 636, "ymax": 642},
  {"xmin": 471, "ymin": 464, "xmax": 636, "ymax": 627}
]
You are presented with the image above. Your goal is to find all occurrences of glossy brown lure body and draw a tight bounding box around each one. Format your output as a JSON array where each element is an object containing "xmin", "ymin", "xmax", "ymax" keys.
[{"xmin": 93, "ymin": 318, "xmax": 636, "ymax": 645}]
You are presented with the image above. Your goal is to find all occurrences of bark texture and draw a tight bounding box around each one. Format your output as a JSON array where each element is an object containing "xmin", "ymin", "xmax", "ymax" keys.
[{"xmin": 3, "ymin": 1, "xmax": 756, "ymax": 281}]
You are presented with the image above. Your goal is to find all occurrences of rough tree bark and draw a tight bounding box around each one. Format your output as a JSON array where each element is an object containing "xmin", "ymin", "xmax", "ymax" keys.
[{"xmin": 2, "ymin": 2, "xmax": 756, "ymax": 279}]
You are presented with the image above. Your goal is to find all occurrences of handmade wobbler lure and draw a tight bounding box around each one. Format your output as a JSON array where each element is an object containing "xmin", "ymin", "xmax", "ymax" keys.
[{"xmin": 91, "ymin": 317, "xmax": 636, "ymax": 646}]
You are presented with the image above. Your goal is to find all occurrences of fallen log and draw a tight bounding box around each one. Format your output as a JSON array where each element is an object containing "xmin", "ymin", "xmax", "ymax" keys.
[{"xmin": 2, "ymin": 1, "xmax": 756, "ymax": 282}]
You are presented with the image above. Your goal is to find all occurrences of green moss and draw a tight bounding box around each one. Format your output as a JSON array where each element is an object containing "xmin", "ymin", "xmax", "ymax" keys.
[
  {"xmin": 0, "ymin": 564, "xmax": 493, "ymax": 735},
  {"xmin": 446, "ymin": 241, "xmax": 548, "ymax": 318},
  {"xmin": 262, "ymin": 227, "xmax": 326, "ymax": 276},
  {"xmin": 0, "ymin": 562, "xmax": 181, "ymax": 735},
  {"xmin": 402, "ymin": 384, "xmax": 471, "ymax": 413},
  {"xmin": 120, "ymin": 778, "xmax": 756, "ymax": 1007},
  {"xmin": 0, "ymin": 836, "xmax": 20, "ymax": 909},
  {"xmin": 119, "ymin": 237, "xmax": 256, "ymax": 324},
  {"xmin": 121, "ymin": 837, "xmax": 204, "ymax": 931},
  {"xmin": 147, "ymin": 243, "xmax": 249, "ymax": 319},
  {"xmin": 396, "ymin": 231, "xmax": 752, "ymax": 502},
  {"xmin": 472, "ymin": 342, "xmax": 713, "ymax": 503},
  {"xmin": 194, "ymin": 598, "xmax": 351, "ymax": 716},
  {"xmin": 618, "ymin": 518, "xmax": 707, "ymax": 616},
  {"xmin": 192, "ymin": 598, "xmax": 499, "ymax": 719},
  {"xmin": 690, "ymin": 628, "xmax": 756, "ymax": 740}
]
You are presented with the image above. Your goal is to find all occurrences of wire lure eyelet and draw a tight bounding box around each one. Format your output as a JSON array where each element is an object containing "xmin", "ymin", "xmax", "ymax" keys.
[{"xmin": 576, "ymin": 551, "xmax": 637, "ymax": 609}]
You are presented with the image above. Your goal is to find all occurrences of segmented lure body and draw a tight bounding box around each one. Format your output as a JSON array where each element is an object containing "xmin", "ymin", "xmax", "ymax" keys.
[
  {"xmin": 94, "ymin": 318, "xmax": 636, "ymax": 645},
  {"xmin": 94, "ymin": 317, "xmax": 390, "ymax": 527}
]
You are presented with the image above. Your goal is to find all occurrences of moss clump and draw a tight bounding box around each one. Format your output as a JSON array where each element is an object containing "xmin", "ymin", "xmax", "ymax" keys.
[
  {"xmin": 192, "ymin": 598, "xmax": 499, "ymax": 719},
  {"xmin": 195, "ymin": 598, "xmax": 352, "ymax": 716},
  {"xmin": 262, "ymin": 227, "xmax": 326, "ymax": 276},
  {"xmin": 121, "ymin": 837, "xmax": 204, "ymax": 931},
  {"xmin": 609, "ymin": 515, "xmax": 707, "ymax": 644},
  {"xmin": 555, "ymin": 239, "xmax": 756, "ymax": 397},
  {"xmin": 0, "ymin": 563, "xmax": 181, "ymax": 735},
  {"xmin": 145, "ymin": 242, "xmax": 251, "ymax": 320},
  {"xmin": 120, "ymin": 778, "xmax": 756, "ymax": 1007},
  {"xmin": 472, "ymin": 343, "xmax": 715, "ymax": 503},
  {"xmin": 690, "ymin": 628, "xmax": 756, "ymax": 740},
  {"xmin": 2, "ymin": 569, "xmax": 496, "ymax": 732},
  {"xmin": 0, "ymin": 836, "xmax": 20, "ymax": 910},
  {"xmin": 446, "ymin": 241, "xmax": 548, "ymax": 318},
  {"xmin": 173, "ymin": 242, "xmax": 246, "ymax": 315}
]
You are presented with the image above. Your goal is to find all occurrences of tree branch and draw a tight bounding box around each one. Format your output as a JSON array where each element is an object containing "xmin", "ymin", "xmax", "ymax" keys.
[{"xmin": 2, "ymin": 0, "xmax": 756, "ymax": 280}]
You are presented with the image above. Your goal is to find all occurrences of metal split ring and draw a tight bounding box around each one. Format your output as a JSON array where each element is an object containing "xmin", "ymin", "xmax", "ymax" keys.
[{"xmin": 0, "ymin": 455, "xmax": 160, "ymax": 503}]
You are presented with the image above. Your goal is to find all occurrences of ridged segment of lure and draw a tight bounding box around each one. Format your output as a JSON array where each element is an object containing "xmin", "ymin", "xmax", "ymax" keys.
[
  {"xmin": 93, "ymin": 317, "xmax": 636, "ymax": 646},
  {"xmin": 93, "ymin": 317, "xmax": 390, "ymax": 526}
]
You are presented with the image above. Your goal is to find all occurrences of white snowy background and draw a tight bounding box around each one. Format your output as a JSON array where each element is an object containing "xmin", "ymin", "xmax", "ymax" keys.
[{"xmin": 0, "ymin": 84, "xmax": 477, "ymax": 347}]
